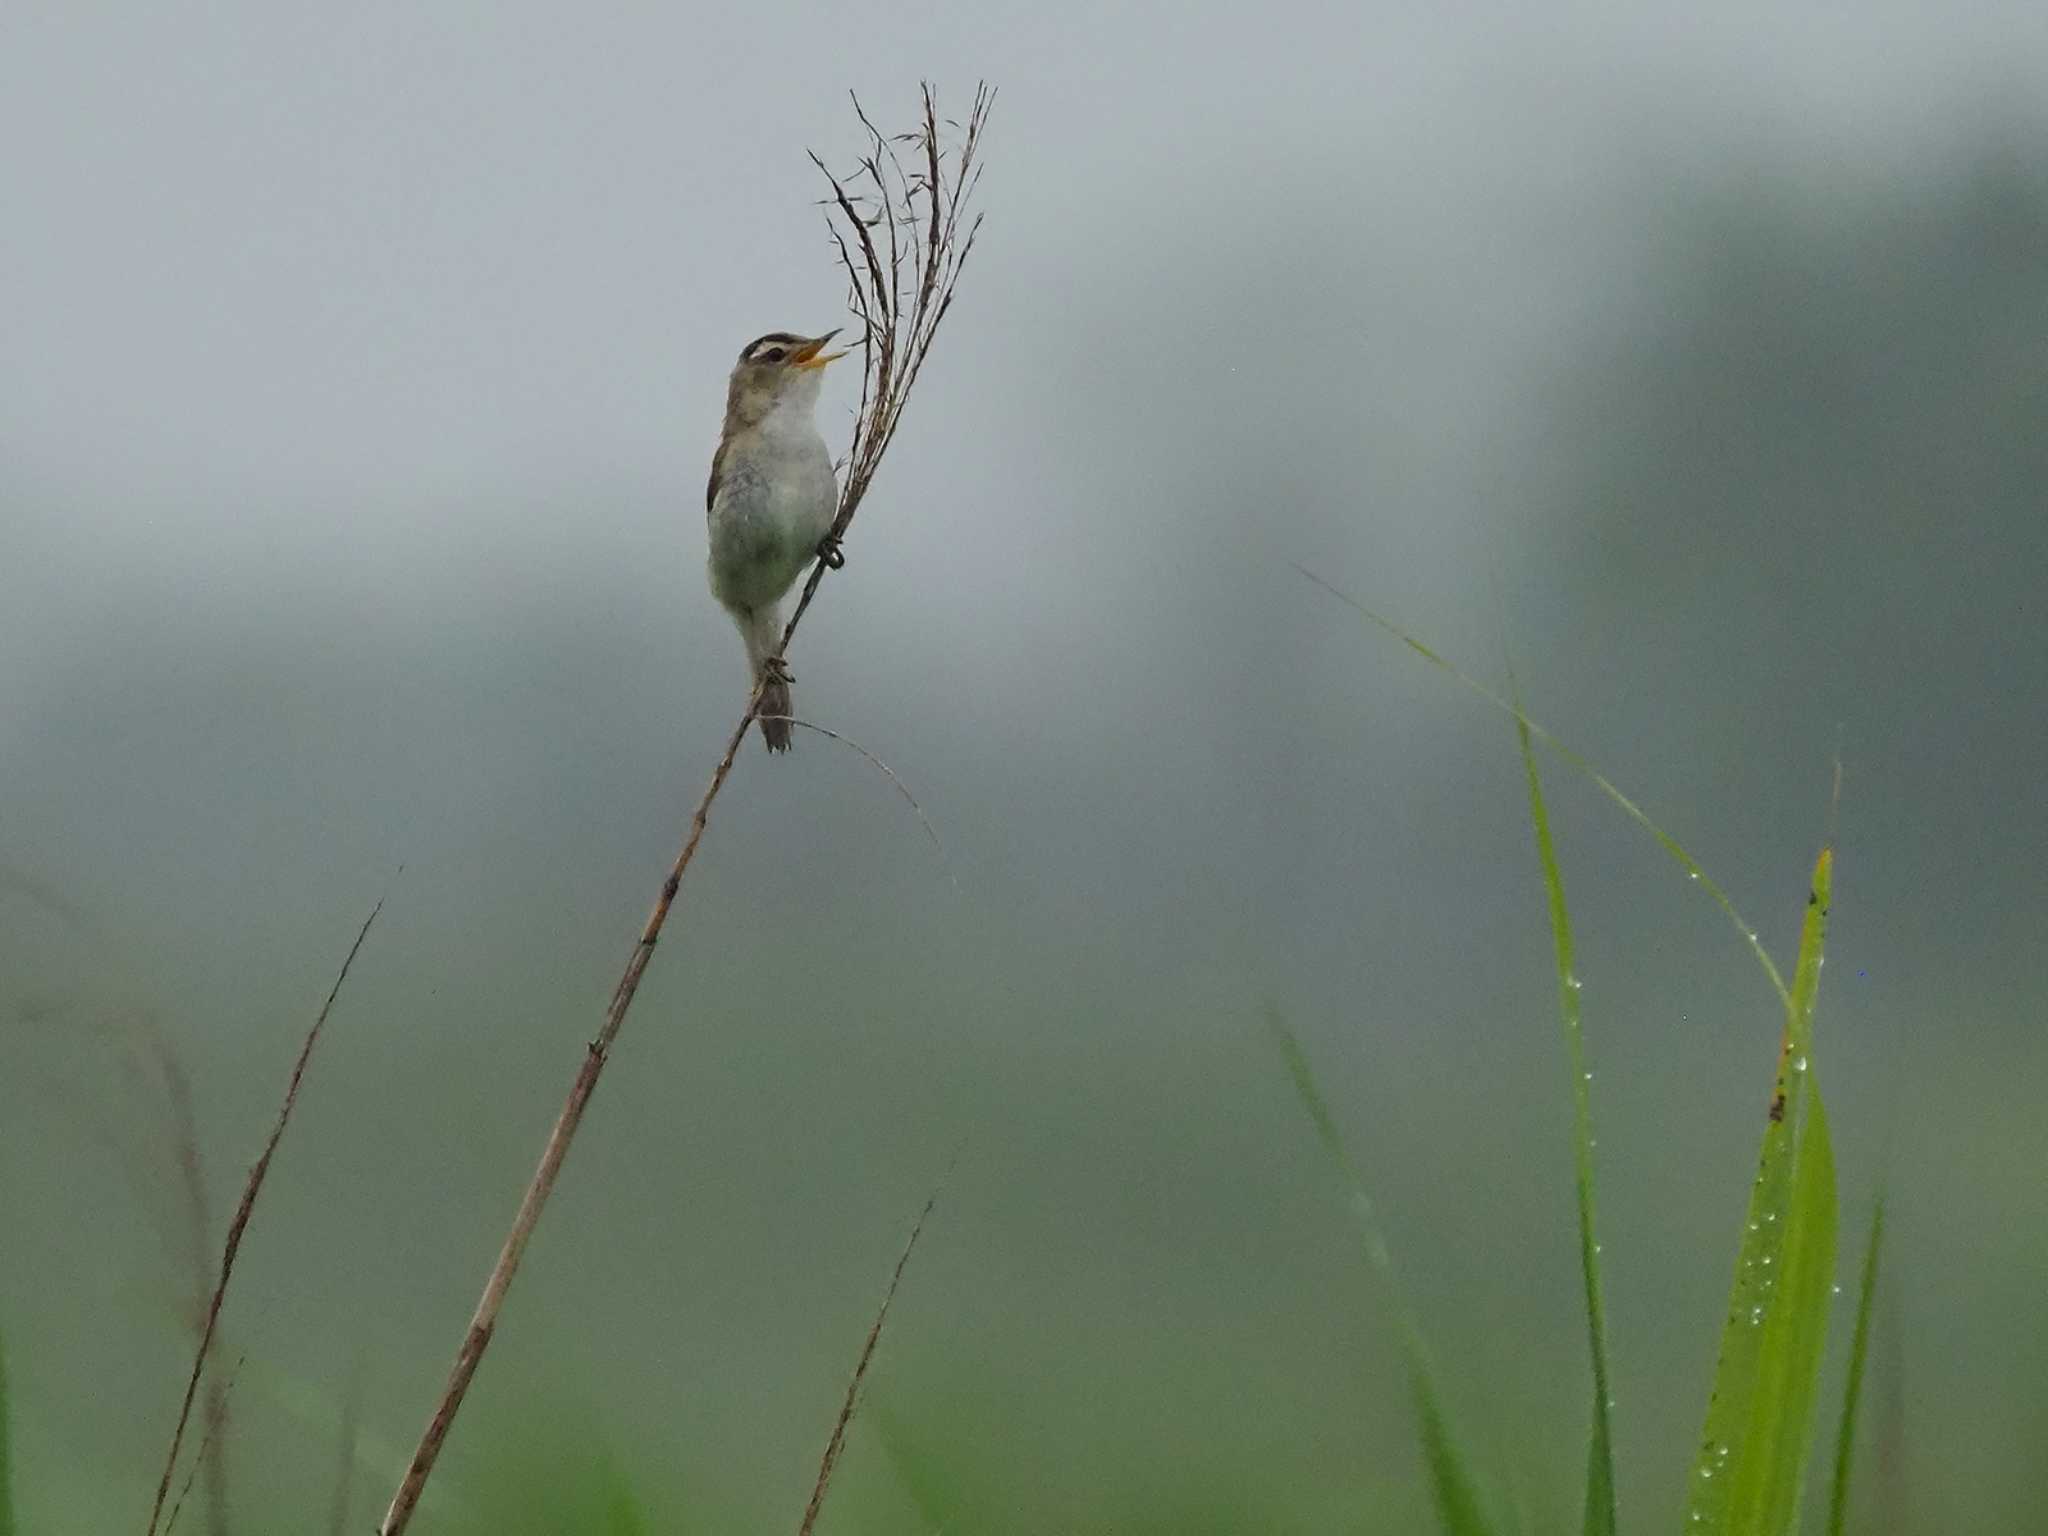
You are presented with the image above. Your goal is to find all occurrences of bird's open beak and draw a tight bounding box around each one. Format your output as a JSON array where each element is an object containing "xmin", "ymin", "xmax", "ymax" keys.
[{"xmin": 791, "ymin": 330, "xmax": 848, "ymax": 369}]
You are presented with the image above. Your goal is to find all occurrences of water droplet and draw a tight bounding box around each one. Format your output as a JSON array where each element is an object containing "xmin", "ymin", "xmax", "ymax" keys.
[
  {"xmin": 1832, "ymin": 1284, "xmax": 1843, "ymax": 1296},
  {"xmin": 1567, "ymin": 974, "xmax": 1584, "ymax": 991},
  {"xmin": 1583, "ymin": 1070, "xmax": 1594, "ymax": 1083},
  {"xmin": 1762, "ymin": 1255, "xmax": 1773, "ymax": 1266},
  {"xmin": 1701, "ymin": 1465, "xmax": 1715, "ymax": 1480},
  {"xmin": 1688, "ymin": 870, "xmax": 1700, "ymax": 881},
  {"xmin": 1793, "ymin": 1055, "xmax": 1808, "ymax": 1072},
  {"xmin": 1747, "ymin": 930, "xmax": 1759, "ymax": 944}
]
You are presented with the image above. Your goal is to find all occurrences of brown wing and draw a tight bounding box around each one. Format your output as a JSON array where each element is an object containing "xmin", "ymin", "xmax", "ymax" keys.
[{"xmin": 706, "ymin": 436, "xmax": 729, "ymax": 515}]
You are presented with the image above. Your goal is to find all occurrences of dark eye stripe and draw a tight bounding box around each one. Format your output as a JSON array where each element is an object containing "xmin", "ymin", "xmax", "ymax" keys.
[{"xmin": 743, "ymin": 331, "xmax": 805, "ymax": 363}]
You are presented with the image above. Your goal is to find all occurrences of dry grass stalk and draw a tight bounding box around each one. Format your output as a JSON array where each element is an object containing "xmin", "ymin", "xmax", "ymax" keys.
[
  {"xmin": 373, "ymin": 84, "xmax": 990, "ymax": 1536},
  {"xmin": 143, "ymin": 897, "xmax": 386, "ymax": 1536},
  {"xmin": 147, "ymin": 1031, "xmax": 234, "ymax": 1536},
  {"xmin": 795, "ymin": 1188, "xmax": 943, "ymax": 1536},
  {"xmin": 161, "ymin": 1355, "xmax": 243, "ymax": 1536}
]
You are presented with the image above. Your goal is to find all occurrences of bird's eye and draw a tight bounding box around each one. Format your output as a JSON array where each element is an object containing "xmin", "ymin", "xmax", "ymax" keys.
[{"xmin": 761, "ymin": 347, "xmax": 787, "ymax": 363}]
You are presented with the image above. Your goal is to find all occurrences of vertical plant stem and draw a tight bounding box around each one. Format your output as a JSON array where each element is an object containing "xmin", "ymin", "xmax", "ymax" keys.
[
  {"xmin": 375, "ymin": 86, "xmax": 988, "ymax": 1536},
  {"xmin": 376, "ymin": 705, "xmax": 756, "ymax": 1536},
  {"xmin": 795, "ymin": 1188, "xmax": 942, "ymax": 1536},
  {"xmin": 144, "ymin": 898, "xmax": 386, "ymax": 1536},
  {"xmin": 1826, "ymin": 1197, "xmax": 1886, "ymax": 1536},
  {"xmin": 150, "ymin": 1035, "xmax": 234, "ymax": 1536},
  {"xmin": 1510, "ymin": 699, "xmax": 1616, "ymax": 1536}
]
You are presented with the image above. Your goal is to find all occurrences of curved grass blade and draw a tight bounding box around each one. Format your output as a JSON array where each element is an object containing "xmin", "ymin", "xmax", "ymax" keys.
[
  {"xmin": 1510, "ymin": 706, "xmax": 1616, "ymax": 1536},
  {"xmin": 1269, "ymin": 1012, "xmax": 1498, "ymax": 1536},
  {"xmin": 1687, "ymin": 847, "xmax": 1839, "ymax": 1536},
  {"xmin": 1825, "ymin": 1197, "xmax": 1885, "ymax": 1536},
  {"xmin": 1292, "ymin": 564, "xmax": 1789, "ymax": 1008}
]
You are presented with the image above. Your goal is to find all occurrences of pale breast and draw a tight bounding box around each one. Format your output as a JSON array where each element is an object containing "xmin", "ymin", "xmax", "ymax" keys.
[{"xmin": 707, "ymin": 427, "xmax": 837, "ymax": 610}]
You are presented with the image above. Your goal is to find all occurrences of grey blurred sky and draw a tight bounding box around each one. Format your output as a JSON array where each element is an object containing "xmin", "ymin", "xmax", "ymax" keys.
[{"xmin": 3, "ymin": 3, "xmax": 2045, "ymax": 1532}]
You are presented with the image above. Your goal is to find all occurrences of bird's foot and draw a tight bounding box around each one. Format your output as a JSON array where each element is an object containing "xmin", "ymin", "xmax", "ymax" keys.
[
  {"xmin": 816, "ymin": 532, "xmax": 846, "ymax": 570},
  {"xmin": 761, "ymin": 655, "xmax": 794, "ymax": 687}
]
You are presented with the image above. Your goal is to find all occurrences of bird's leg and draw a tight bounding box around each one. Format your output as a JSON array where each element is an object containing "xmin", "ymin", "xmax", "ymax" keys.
[
  {"xmin": 761, "ymin": 654, "xmax": 794, "ymax": 687},
  {"xmin": 816, "ymin": 531, "xmax": 846, "ymax": 570}
]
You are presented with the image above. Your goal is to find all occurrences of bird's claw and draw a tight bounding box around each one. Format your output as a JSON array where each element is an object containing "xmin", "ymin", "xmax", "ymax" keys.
[
  {"xmin": 817, "ymin": 533, "xmax": 846, "ymax": 570},
  {"xmin": 762, "ymin": 655, "xmax": 794, "ymax": 686}
]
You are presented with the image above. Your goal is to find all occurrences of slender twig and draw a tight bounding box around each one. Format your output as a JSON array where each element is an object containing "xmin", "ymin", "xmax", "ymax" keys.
[
  {"xmin": 144, "ymin": 1027, "xmax": 234, "ymax": 1536},
  {"xmin": 143, "ymin": 897, "xmax": 387, "ymax": 1536},
  {"xmin": 162, "ymin": 1356, "xmax": 244, "ymax": 1536},
  {"xmin": 762, "ymin": 715, "xmax": 954, "ymax": 881},
  {"xmin": 375, "ymin": 86, "xmax": 991, "ymax": 1536},
  {"xmin": 795, "ymin": 1187, "xmax": 944, "ymax": 1536}
]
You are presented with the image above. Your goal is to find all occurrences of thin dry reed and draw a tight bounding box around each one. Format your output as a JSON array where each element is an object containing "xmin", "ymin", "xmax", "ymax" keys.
[
  {"xmin": 161, "ymin": 1356, "xmax": 242, "ymax": 1536},
  {"xmin": 795, "ymin": 1188, "xmax": 942, "ymax": 1536},
  {"xmin": 374, "ymin": 83, "xmax": 990, "ymax": 1536},
  {"xmin": 146, "ymin": 1028, "xmax": 233, "ymax": 1536},
  {"xmin": 143, "ymin": 897, "xmax": 386, "ymax": 1536}
]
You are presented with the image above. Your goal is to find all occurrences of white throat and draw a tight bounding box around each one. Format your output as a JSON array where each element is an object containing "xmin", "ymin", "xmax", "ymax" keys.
[{"xmin": 757, "ymin": 372, "xmax": 825, "ymax": 437}]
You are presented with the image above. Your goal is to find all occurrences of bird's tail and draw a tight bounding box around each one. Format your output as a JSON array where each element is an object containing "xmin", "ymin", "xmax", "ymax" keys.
[
  {"xmin": 739, "ymin": 604, "xmax": 794, "ymax": 754},
  {"xmin": 757, "ymin": 670, "xmax": 792, "ymax": 753}
]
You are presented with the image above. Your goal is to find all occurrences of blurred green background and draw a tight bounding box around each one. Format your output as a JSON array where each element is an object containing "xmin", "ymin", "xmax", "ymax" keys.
[{"xmin": 2, "ymin": 3, "xmax": 2043, "ymax": 1531}]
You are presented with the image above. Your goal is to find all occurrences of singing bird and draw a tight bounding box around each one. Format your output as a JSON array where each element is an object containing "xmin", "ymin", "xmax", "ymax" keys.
[{"xmin": 706, "ymin": 329, "xmax": 848, "ymax": 751}]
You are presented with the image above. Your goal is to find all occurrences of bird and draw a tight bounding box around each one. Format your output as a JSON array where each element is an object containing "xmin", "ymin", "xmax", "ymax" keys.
[{"xmin": 705, "ymin": 328, "xmax": 849, "ymax": 752}]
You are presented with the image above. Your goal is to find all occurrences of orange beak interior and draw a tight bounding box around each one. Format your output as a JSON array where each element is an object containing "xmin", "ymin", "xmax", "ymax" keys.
[{"xmin": 792, "ymin": 332, "xmax": 848, "ymax": 370}]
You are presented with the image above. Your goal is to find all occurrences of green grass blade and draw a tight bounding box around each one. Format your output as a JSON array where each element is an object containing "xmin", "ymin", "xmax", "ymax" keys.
[
  {"xmin": 1293, "ymin": 564, "xmax": 1790, "ymax": 1008},
  {"xmin": 1688, "ymin": 847, "xmax": 1840, "ymax": 1536},
  {"xmin": 1269, "ymin": 1012, "xmax": 1499, "ymax": 1536},
  {"xmin": 1412, "ymin": 1375, "xmax": 1499, "ymax": 1536},
  {"xmin": 1825, "ymin": 1197, "xmax": 1885, "ymax": 1536},
  {"xmin": 1510, "ymin": 704, "xmax": 1617, "ymax": 1536},
  {"xmin": 0, "ymin": 1319, "xmax": 14, "ymax": 1536}
]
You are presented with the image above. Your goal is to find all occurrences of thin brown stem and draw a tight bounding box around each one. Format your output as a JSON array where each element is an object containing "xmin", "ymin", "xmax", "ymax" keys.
[
  {"xmin": 144, "ymin": 1027, "xmax": 234, "ymax": 1536},
  {"xmin": 162, "ymin": 1356, "xmax": 243, "ymax": 1536},
  {"xmin": 795, "ymin": 1187, "xmax": 944, "ymax": 1536},
  {"xmin": 143, "ymin": 897, "xmax": 386, "ymax": 1536},
  {"xmin": 375, "ymin": 87, "xmax": 989, "ymax": 1536}
]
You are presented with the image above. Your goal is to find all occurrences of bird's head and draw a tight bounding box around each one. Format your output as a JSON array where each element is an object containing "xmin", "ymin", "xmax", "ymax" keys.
[{"xmin": 723, "ymin": 329, "xmax": 848, "ymax": 427}]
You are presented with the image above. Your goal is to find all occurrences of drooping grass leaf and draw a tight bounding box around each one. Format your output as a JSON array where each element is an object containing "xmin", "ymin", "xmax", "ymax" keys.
[
  {"xmin": 1293, "ymin": 566, "xmax": 1790, "ymax": 1008},
  {"xmin": 1510, "ymin": 696, "xmax": 1617, "ymax": 1536},
  {"xmin": 1825, "ymin": 1197, "xmax": 1885, "ymax": 1536},
  {"xmin": 0, "ymin": 1319, "xmax": 15, "ymax": 1536},
  {"xmin": 1688, "ymin": 847, "xmax": 1840, "ymax": 1536},
  {"xmin": 1269, "ymin": 1012, "xmax": 1499, "ymax": 1536}
]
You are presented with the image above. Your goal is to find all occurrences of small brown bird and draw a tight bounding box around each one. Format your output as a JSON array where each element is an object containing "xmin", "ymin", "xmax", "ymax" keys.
[{"xmin": 705, "ymin": 329, "xmax": 847, "ymax": 751}]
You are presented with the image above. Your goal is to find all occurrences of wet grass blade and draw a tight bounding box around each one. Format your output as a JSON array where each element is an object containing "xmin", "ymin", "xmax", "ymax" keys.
[
  {"xmin": 1269, "ymin": 1013, "xmax": 1498, "ymax": 1536},
  {"xmin": 1687, "ymin": 847, "xmax": 1840, "ymax": 1536},
  {"xmin": 1293, "ymin": 565, "xmax": 1790, "ymax": 1008},
  {"xmin": 1509, "ymin": 707, "xmax": 1616, "ymax": 1536},
  {"xmin": 1825, "ymin": 1197, "xmax": 1885, "ymax": 1536}
]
